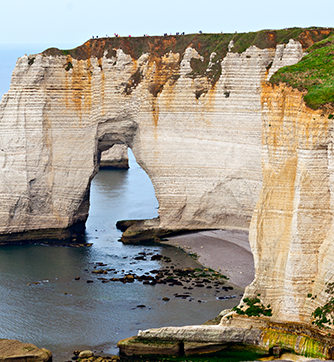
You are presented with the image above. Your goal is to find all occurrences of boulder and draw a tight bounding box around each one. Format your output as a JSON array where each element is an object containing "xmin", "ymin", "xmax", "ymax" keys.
[
  {"xmin": 78, "ymin": 350, "xmax": 94, "ymax": 358},
  {"xmin": 0, "ymin": 339, "xmax": 51, "ymax": 362}
]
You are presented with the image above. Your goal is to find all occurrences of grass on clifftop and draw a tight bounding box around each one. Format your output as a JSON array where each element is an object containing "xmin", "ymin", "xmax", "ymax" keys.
[
  {"xmin": 270, "ymin": 34, "xmax": 334, "ymax": 110},
  {"xmin": 43, "ymin": 27, "xmax": 333, "ymax": 65},
  {"xmin": 42, "ymin": 27, "xmax": 334, "ymax": 108}
]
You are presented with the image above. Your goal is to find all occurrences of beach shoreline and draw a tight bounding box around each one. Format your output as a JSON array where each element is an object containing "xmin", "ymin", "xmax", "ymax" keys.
[{"xmin": 161, "ymin": 229, "xmax": 255, "ymax": 289}]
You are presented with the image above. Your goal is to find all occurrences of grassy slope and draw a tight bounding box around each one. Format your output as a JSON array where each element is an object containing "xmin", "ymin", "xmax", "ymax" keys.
[{"xmin": 270, "ymin": 33, "xmax": 334, "ymax": 110}]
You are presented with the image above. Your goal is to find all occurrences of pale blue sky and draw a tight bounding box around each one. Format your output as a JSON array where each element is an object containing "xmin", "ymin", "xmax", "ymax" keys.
[{"xmin": 0, "ymin": 0, "xmax": 333, "ymax": 49}]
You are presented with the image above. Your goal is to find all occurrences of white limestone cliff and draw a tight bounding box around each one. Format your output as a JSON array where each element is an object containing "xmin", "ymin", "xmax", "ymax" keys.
[
  {"xmin": 2, "ymin": 33, "xmax": 334, "ymax": 339},
  {"xmin": 0, "ymin": 41, "xmax": 292, "ymax": 239}
]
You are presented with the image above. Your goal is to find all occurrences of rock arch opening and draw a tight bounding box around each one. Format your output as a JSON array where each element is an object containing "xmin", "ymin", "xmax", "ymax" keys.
[{"xmin": 86, "ymin": 144, "xmax": 159, "ymax": 243}]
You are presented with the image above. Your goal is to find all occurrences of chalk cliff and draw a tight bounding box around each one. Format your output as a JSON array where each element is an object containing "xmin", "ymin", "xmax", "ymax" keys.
[
  {"xmin": 1, "ymin": 29, "xmax": 318, "ymax": 240},
  {"xmin": 130, "ymin": 80, "xmax": 334, "ymax": 358},
  {"xmin": 1, "ymin": 28, "xmax": 334, "ymax": 345}
]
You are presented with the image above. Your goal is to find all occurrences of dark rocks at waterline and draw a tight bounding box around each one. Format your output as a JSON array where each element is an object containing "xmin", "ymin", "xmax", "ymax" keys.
[
  {"xmin": 217, "ymin": 295, "xmax": 237, "ymax": 300},
  {"xmin": 92, "ymin": 269, "xmax": 108, "ymax": 274},
  {"xmin": 150, "ymin": 254, "xmax": 163, "ymax": 261},
  {"xmin": 222, "ymin": 286, "xmax": 234, "ymax": 291},
  {"xmin": 84, "ymin": 264, "xmax": 231, "ymax": 291},
  {"xmin": 174, "ymin": 293, "xmax": 191, "ymax": 299},
  {"xmin": 68, "ymin": 249, "xmax": 239, "ymax": 307}
]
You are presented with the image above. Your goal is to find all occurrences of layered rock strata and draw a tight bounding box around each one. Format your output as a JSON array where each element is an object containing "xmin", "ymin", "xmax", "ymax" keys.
[
  {"xmin": 118, "ymin": 34, "xmax": 334, "ymax": 356},
  {"xmin": 245, "ymin": 83, "xmax": 332, "ymax": 325},
  {"xmin": 0, "ymin": 35, "xmax": 306, "ymax": 241},
  {"xmin": 119, "ymin": 322, "xmax": 334, "ymax": 359}
]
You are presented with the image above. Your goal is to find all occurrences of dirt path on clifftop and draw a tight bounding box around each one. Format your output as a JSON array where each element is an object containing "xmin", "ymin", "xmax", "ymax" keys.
[{"xmin": 161, "ymin": 230, "xmax": 254, "ymax": 289}]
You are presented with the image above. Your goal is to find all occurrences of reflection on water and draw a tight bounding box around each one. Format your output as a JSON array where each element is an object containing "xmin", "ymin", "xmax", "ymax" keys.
[{"xmin": 0, "ymin": 151, "xmax": 241, "ymax": 361}]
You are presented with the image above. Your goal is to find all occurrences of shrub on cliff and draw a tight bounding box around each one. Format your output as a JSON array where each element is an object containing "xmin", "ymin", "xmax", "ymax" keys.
[{"xmin": 232, "ymin": 295, "xmax": 272, "ymax": 317}]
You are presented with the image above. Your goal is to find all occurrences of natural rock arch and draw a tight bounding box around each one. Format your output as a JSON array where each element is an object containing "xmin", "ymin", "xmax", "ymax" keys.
[{"xmin": 0, "ymin": 41, "xmax": 290, "ymax": 242}]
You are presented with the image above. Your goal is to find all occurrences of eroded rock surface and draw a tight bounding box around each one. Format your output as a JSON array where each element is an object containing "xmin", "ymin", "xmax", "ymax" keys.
[
  {"xmin": 0, "ymin": 35, "xmax": 306, "ymax": 241},
  {"xmin": 245, "ymin": 82, "xmax": 333, "ymax": 325}
]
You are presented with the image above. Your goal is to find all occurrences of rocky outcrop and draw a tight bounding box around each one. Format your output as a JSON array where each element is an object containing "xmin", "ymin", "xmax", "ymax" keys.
[
  {"xmin": 100, "ymin": 144, "xmax": 129, "ymax": 169},
  {"xmin": 119, "ymin": 321, "xmax": 334, "ymax": 359},
  {"xmin": 0, "ymin": 339, "xmax": 52, "ymax": 362},
  {"xmin": 116, "ymin": 31, "xmax": 334, "ymax": 356}
]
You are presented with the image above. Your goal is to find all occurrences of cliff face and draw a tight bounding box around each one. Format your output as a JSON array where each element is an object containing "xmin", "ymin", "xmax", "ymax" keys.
[
  {"xmin": 0, "ymin": 34, "xmax": 304, "ymax": 239},
  {"xmin": 245, "ymin": 83, "xmax": 332, "ymax": 324},
  {"xmin": 1, "ymin": 29, "xmax": 334, "ymax": 335}
]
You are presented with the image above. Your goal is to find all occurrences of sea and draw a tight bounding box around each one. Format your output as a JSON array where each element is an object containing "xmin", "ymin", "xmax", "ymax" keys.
[{"xmin": 0, "ymin": 45, "xmax": 247, "ymax": 362}]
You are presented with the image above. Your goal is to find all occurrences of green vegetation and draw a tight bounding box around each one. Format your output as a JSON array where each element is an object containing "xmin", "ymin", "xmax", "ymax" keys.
[
  {"xmin": 232, "ymin": 294, "xmax": 272, "ymax": 317},
  {"xmin": 270, "ymin": 33, "xmax": 334, "ymax": 109},
  {"xmin": 312, "ymin": 282, "xmax": 334, "ymax": 329},
  {"xmin": 261, "ymin": 329, "xmax": 329, "ymax": 360}
]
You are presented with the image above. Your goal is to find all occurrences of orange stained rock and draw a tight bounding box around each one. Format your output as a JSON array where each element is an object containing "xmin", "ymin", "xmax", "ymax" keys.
[
  {"xmin": 145, "ymin": 53, "xmax": 180, "ymax": 127},
  {"xmin": 299, "ymin": 29, "xmax": 332, "ymax": 49},
  {"xmin": 267, "ymin": 33, "xmax": 275, "ymax": 43},
  {"xmin": 149, "ymin": 37, "xmax": 178, "ymax": 55},
  {"xmin": 64, "ymin": 56, "xmax": 92, "ymax": 122},
  {"xmin": 250, "ymin": 81, "xmax": 333, "ymax": 321},
  {"xmin": 261, "ymin": 83, "xmax": 329, "ymax": 154},
  {"xmin": 98, "ymin": 58, "xmax": 105, "ymax": 115},
  {"xmin": 254, "ymin": 153, "xmax": 297, "ymax": 268}
]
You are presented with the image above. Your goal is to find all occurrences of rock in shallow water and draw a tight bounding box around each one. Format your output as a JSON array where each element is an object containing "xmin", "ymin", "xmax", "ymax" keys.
[{"xmin": 78, "ymin": 350, "xmax": 94, "ymax": 358}]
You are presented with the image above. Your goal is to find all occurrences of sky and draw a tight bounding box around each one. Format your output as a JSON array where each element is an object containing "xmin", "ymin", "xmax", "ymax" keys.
[{"xmin": 0, "ymin": 0, "xmax": 333, "ymax": 50}]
